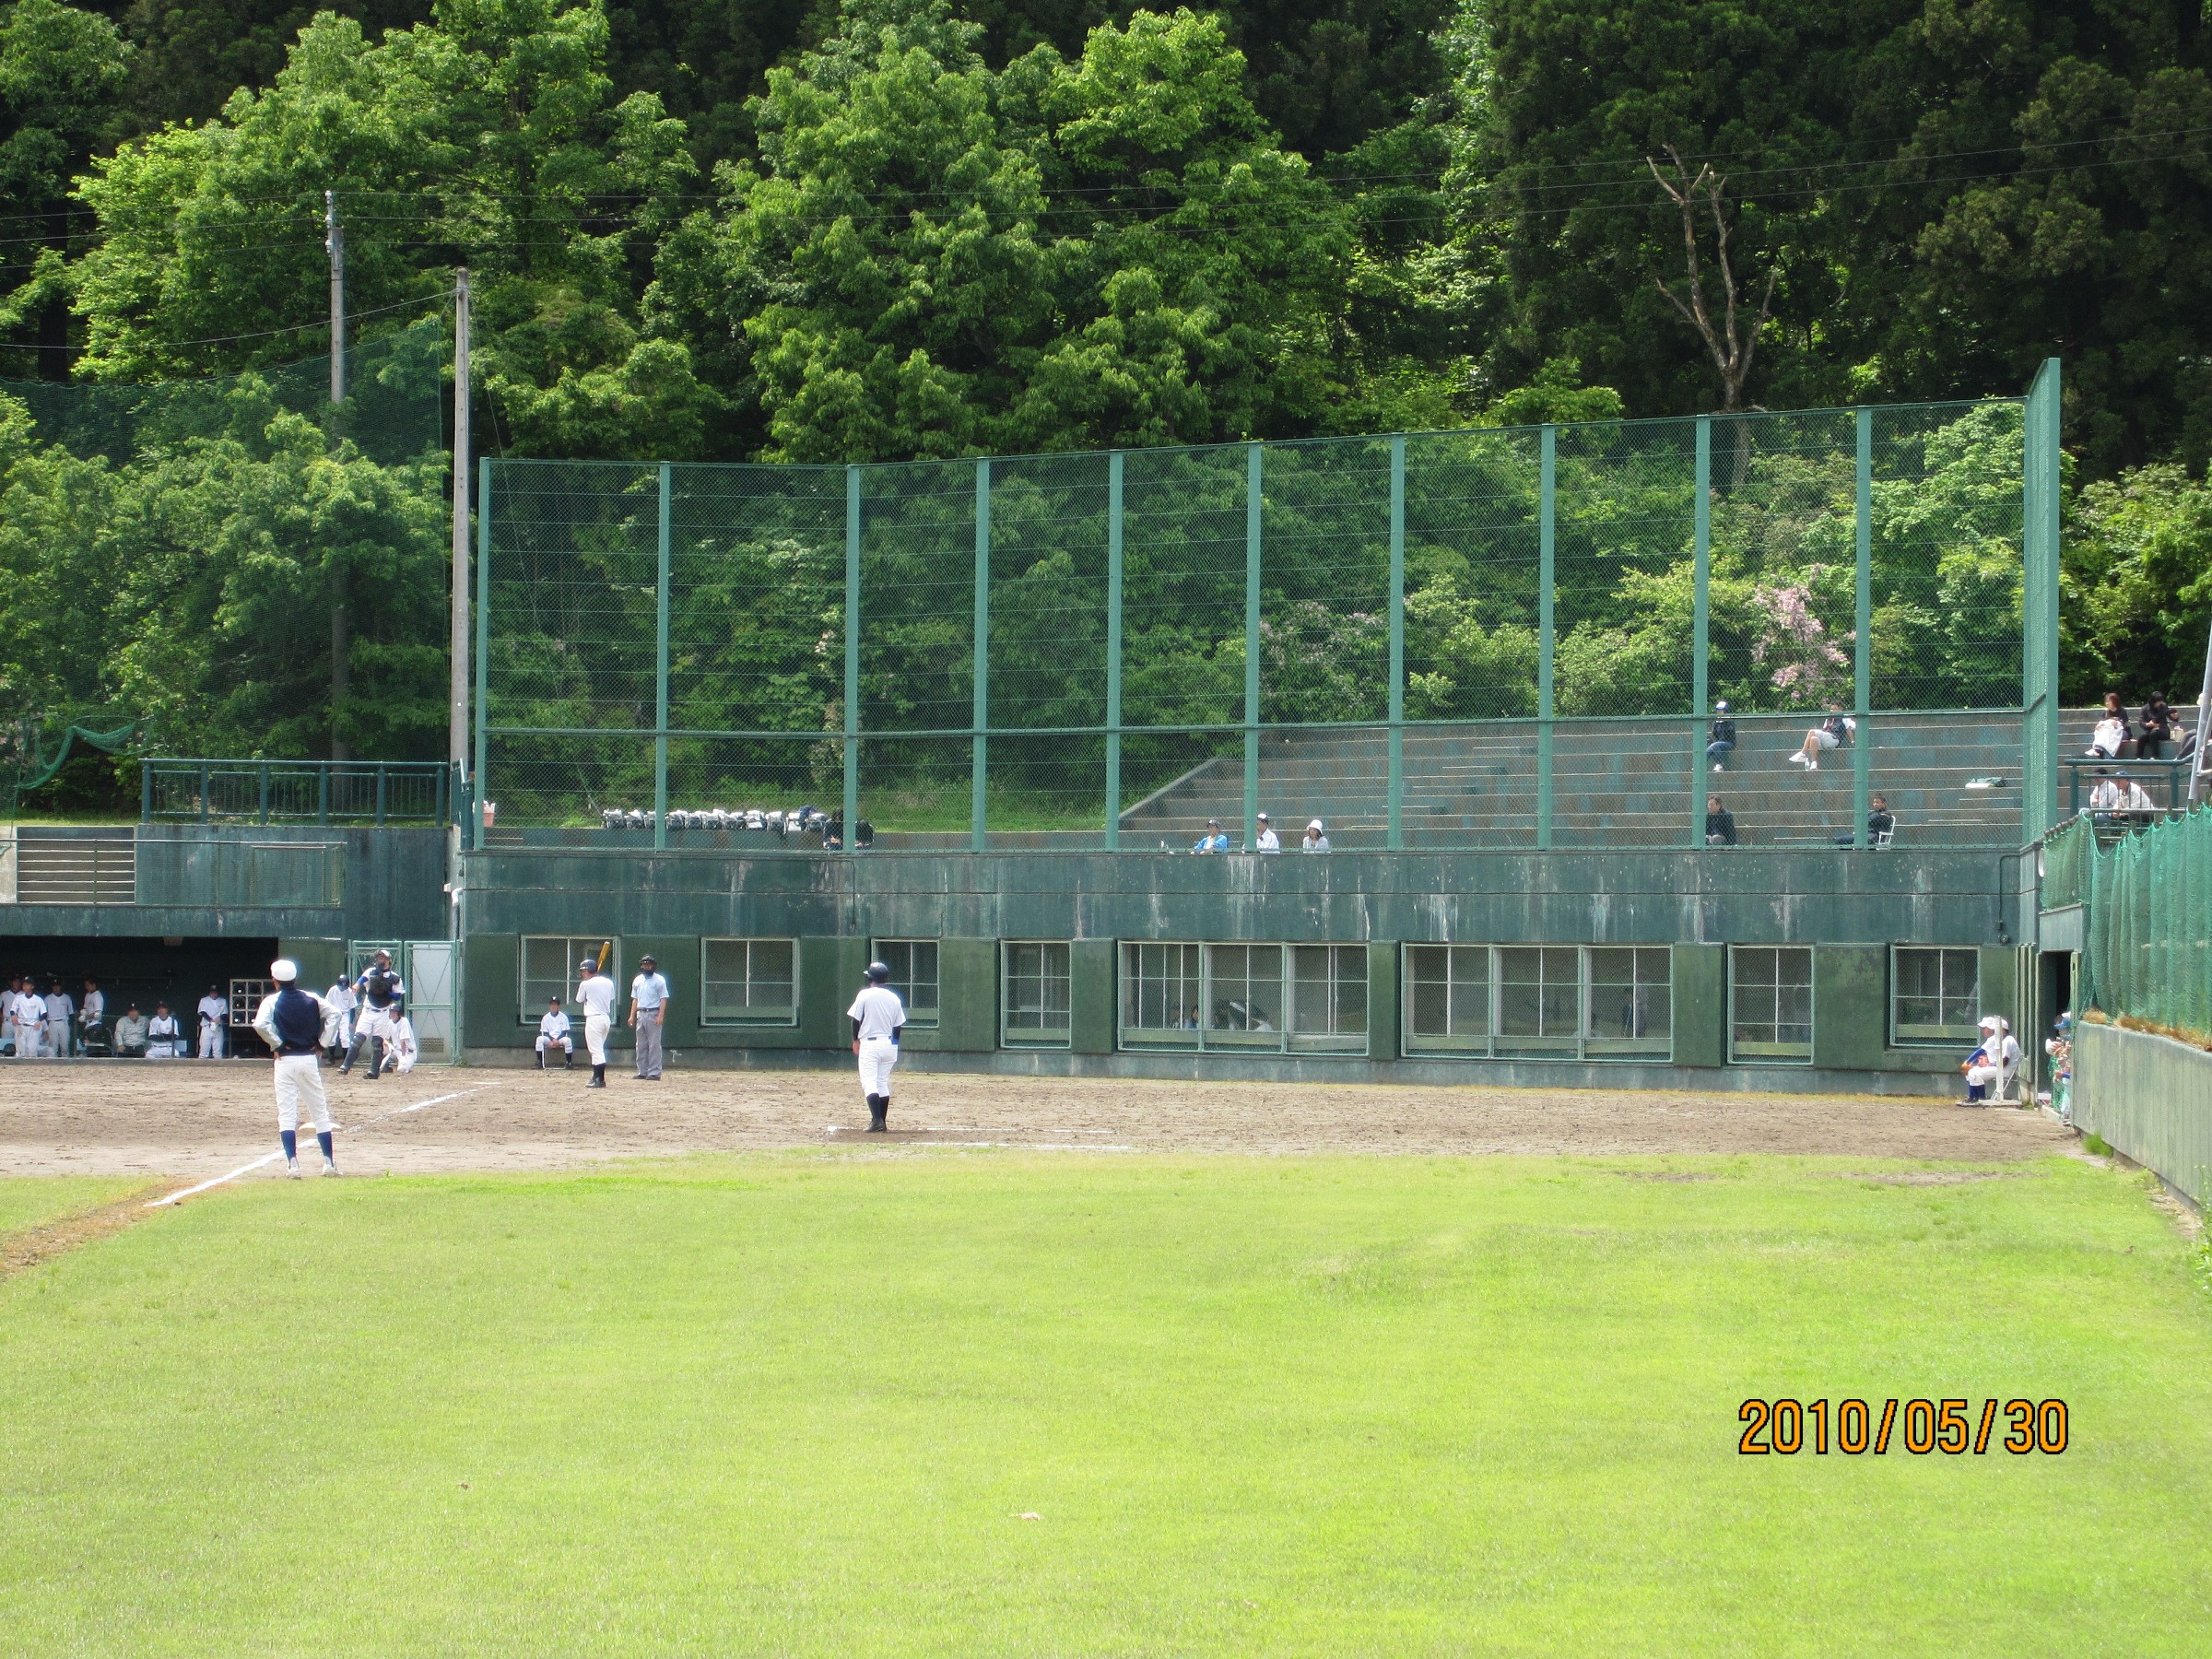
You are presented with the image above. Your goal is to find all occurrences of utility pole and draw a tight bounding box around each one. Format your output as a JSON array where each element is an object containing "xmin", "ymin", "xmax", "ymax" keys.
[
  {"xmin": 326, "ymin": 190, "xmax": 349, "ymax": 760},
  {"xmin": 451, "ymin": 268, "xmax": 471, "ymax": 783},
  {"xmin": 324, "ymin": 191, "xmax": 345, "ymax": 403}
]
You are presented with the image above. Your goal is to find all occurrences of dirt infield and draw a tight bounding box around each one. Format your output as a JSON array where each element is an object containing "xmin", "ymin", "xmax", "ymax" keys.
[{"xmin": 0, "ymin": 1059, "xmax": 2065, "ymax": 1179}]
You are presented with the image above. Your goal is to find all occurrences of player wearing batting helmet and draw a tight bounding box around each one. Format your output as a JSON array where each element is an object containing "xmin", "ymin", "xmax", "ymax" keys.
[{"xmin": 848, "ymin": 960, "xmax": 904, "ymax": 1132}]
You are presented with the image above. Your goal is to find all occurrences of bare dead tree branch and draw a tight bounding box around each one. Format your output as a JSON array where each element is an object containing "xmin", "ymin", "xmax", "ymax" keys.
[{"xmin": 1648, "ymin": 146, "xmax": 1775, "ymax": 413}]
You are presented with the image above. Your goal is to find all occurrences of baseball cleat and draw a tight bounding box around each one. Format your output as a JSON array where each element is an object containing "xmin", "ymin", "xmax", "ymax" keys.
[
  {"xmin": 322, "ymin": 1159, "xmax": 340, "ymax": 1176},
  {"xmin": 286, "ymin": 1158, "xmax": 301, "ymax": 1179}
]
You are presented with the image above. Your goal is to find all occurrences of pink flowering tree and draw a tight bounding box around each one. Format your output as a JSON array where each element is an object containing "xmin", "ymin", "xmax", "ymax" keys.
[{"xmin": 1749, "ymin": 576, "xmax": 1850, "ymax": 706}]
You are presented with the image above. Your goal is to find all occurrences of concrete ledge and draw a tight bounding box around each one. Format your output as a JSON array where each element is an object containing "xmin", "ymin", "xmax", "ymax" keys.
[{"xmin": 456, "ymin": 1043, "xmax": 1958, "ymax": 1095}]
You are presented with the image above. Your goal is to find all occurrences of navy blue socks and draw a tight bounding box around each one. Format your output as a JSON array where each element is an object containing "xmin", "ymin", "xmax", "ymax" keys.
[{"xmin": 280, "ymin": 1129, "xmax": 297, "ymax": 1159}]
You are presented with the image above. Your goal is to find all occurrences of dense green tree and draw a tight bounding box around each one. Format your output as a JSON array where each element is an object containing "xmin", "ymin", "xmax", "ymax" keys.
[
  {"xmin": 649, "ymin": 0, "xmax": 1361, "ymax": 460},
  {"xmin": 0, "ymin": 0, "xmax": 128, "ymax": 378},
  {"xmin": 71, "ymin": 0, "xmax": 712, "ymax": 456}
]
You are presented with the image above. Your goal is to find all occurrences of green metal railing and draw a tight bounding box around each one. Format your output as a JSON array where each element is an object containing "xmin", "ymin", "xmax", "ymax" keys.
[
  {"xmin": 477, "ymin": 367, "xmax": 2062, "ymax": 852},
  {"xmin": 142, "ymin": 759, "xmax": 454, "ymax": 826}
]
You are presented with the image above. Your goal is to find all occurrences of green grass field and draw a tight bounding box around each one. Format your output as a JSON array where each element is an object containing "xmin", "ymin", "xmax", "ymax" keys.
[{"xmin": 3, "ymin": 1151, "xmax": 2208, "ymax": 1655}]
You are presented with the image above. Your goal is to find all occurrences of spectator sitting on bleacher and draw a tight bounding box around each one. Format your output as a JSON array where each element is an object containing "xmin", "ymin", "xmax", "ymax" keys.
[
  {"xmin": 1704, "ymin": 795, "xmax": 1736, "ymax": 846},
  {"xmin": 2137, "ymin": 693, "xmax": 2174, "ymax": 759},
  {"xmin": 1301, "ymin": 818, "xmax": 1330, "ymax": 853},
  {"xmin": 1707, "ymin": 701, "xmax": 1736, "ymax": 771},
  {"xmin": 1253, "ymin": 812, "xmax": 1281, "ymax": 853},
  {"xmin": 1836, "ymin": 793, "xmax": 1896, "ymax": 846},
  {"xmin": 1789, "ymin": 709, "xmax": 1855, "ymax": 771},
  {"xmin": 113, "ymin": 1004, "xmax": 148, "ymax": 1057},
  {"xmin": 2088, "ymin": 769, "xmax": 2155, "ymax": 821},
  {"xmin": 2085, "ymin": 691, "xmax": 2132, "ymax": 759},
  {"xmin": 1192, "ymin": 818, "xmax": 1230, "ymax": 853}
]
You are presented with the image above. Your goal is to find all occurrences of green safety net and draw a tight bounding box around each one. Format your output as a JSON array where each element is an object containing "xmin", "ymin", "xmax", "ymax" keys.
[
  {"xmin": 478, "ymin": 377, "xmax": 2064, "ymax": 852},
  {"xmin": 6, "ymin": 718, "xmax": 141, "ymax": 817},
  {"xmin": 0, "ymin": 321, "xmax": 443, "ymax": 469},
  {"xmin": 2075, "ymin": 805, "xmax": 2212, "ymax": 1041}
]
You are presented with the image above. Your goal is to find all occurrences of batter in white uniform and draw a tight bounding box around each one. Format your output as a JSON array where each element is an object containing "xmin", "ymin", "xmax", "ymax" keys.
[
  {"xmin": 847, "ymin": 960, "xmax": 906, "ymax": 1133},
  {"xmin": 575, "ymin": 959, "xmax": 617, "ymax": 1088}
]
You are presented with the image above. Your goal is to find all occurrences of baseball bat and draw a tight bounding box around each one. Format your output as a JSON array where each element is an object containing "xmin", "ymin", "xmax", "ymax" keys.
[{"xmin": 597, "ymin": 939, "xmax": 613, "ymax": 973}]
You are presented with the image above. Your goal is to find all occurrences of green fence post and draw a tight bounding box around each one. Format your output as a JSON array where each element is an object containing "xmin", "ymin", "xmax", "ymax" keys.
[
  {"xmin": 1692, "ymin": 417, "xmax": 1710, "ymax": 848},
  {"xmin": 473, "ymin": 455, "xmax": 492, "ymax": 850},
  {"xmin": 844, "ymin": 465, "xmax": 861, "ymax": 853},
  {"xmin": 972, "ymin": 458, "xmax": 990, "ymax": 853},
  {"xmin": 1245, "ymin": 441, "xmax": 1263, "ymax": 847},
  {"xmin": 375, "ymin": 762, "xmax": 387, "ymax": 827},
  {"xmin": 1853, "ymin": 407, "xmax": 1872, "ymax": 849},
  {"xmin": 1538, "ymin": 426, "xmax": 1556, "ymax": 852},
  {"xmin": 1388, "ymin": 435, "xmax": 1406, "ymax": 851},
  {"xmin": 198, "ymin": 762, "xmax": 209, "ymax": 824},
  {"xmin": 653, "ymin": 462, "xmax": 672, "ymax": 851},
  {"xmin": 1105, "ymin": 451, "xmax": 1124, "ymax": 850},
  {"xmin": 258, "ymin": 761, "xmax": 270, "ymax": 826},
  {"xmin": 139, "ymin": 763, "xmax": 151, "ymax": 824},
  {"xmin": 318, "ymin": 763, "xmax": 329, "ymax": 828},
  {"xmin": 2023, "ymin": 359, "xmax": 2063, "ymax": 836}
]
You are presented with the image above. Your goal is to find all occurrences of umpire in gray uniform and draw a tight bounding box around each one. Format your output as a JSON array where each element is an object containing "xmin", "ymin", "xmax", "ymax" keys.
[{"xmin": 629, "ymin": 954, "xmax": 669, "ymax": 1080}]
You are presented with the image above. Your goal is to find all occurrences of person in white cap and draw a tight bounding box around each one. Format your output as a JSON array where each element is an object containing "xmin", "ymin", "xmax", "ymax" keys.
[
  {"xmin": 575, "ymin": 957, "xmax": 617, "ymax": 1088},
  {"xmin": 1959, "ymin": 1014, "xmax": 2021, "ymax": 1105},
  {"xmin": 1253, "ymin": 811, "xmax": 1281, "ymax": 853},
  {"xmin": 251, "ymin": 959, "xmax": 340, "ymax": 1177},
  {"xmin": 1300, "ymin": 818, "xmax": 1330, "ymax": 852},
  {"xmin": 848, "ymin": 960, "xmax": 904, "ymax": 1132}
]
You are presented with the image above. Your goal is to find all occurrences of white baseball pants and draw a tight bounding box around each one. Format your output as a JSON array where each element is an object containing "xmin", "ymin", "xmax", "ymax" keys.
[
  {"xmin": 274, "ymin": 1054, "xmax": 333, "ymax": 1133},
  {"xmin": 535, "ymin": 1034, "xmax": 573, "ymax": 1054},
  {"xmin": 199, "ymin": 1023, "xmax": 225, "ymax": 1059},
  {"xmin": 857, "ymin": 1035, "xmax": 899, "ymax": 1098},
  {"xmin": 584, "ymin": 1013, "xmax": 611, "ymax": 1065}
]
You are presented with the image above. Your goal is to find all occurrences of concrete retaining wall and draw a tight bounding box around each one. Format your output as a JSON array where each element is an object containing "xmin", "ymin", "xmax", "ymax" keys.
[{"xmin": 2073, "ymin": 1021, "xmax": 2212, "ymax": 1205}]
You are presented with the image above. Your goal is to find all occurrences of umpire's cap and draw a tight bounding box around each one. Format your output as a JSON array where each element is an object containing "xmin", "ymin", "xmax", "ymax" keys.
[
  {"xmin": 865, "ymin": 960, "xmax": 891, "ymax": 983},
  {"xmin": 270, "ymin": 959, "xmax": 299, "ymax": 982}
]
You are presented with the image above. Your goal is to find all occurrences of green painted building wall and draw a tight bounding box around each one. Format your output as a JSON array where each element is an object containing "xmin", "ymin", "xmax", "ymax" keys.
[{"xmin": 453, "ymin": 846, "xmax": 1998, "ymax": 1091}]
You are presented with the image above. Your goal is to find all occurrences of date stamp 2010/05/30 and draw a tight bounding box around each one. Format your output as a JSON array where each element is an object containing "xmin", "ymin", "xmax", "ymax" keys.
[{"xmin": 1738, "ymin": 1398, "xmax": 2067, "ymax": 1456}]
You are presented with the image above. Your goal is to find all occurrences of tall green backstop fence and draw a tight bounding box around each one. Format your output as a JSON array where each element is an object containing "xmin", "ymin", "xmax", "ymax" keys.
[
  {"xmin": 2064, "ymin": 806, "xmax": 2212, "ymax": 1042},
  {"xmin": 477, "ymin": 364, "xmax": 2062, "ymax": 853}
]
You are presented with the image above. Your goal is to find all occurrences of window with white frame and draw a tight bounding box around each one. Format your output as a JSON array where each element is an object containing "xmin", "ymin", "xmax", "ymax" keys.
[
  {"xmin": 1731, "ymin": 946, "xmax": 1814, "ymax": 1063},
  {"xmin": 1403, "ymin": 945, "xmax": 1668, "ymax": 1060},
  {"xmin": 1002, "ymin": 942, "xmax": 1071, "ymax": 1047},
  {"xmin": 520, "ymin": 935, "xmax": 616, "ymax": 1024},
  {"xmin": 1891, "ymin": 947, "xmax": 1979, "ymax": 1044},
  {"xmin": 1122, "ymin": 942, "xmax": 1202, "ymax": 1044},
  {"xmin": 872, "ymin": 939, "xmax": 938, "ymax": 1027},
  {"xmin": 1119, "ymin": 942, "xmax": 1369, "ymax": 1055},
  {"xmin": 1405, "ymin": 946, "xmax": 1489, "ymax": 1053},
  {"xmin": 700, "ymin": 938, "xmax": 797, "ymax": 1026},
  {"xmin": 1290, "ymin": 945, "xmax": 1368, "ymax": 1053}
]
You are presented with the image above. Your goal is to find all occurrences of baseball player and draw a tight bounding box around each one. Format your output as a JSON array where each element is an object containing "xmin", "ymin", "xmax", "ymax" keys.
[
  {"xmin": 629, "ymin": 953, "xmax": 668, "ymax": 1080},
  {"xmin": 575, "ymin": 957, "xmax": 617, "ymax": 1088},
  {"xmin": 341, "ymin": 949, "xmax": 406, "ymax": 1078},
  {"xmin": 146, "ymin": 1001, "xmax": 182, "ymax": 1058},
  {"xmin": 251, "ymin": 959, "xmax": 339, "ymax": 1177},
  {"xmin": 1960, "ymin": 1014, "xmax": 2022, "ymax": 1104},
  {"xmin": 12, "ymin": 978, "xmax": 46, "ymax": 1057},
  {"xmin": 535, "ymin": 996, "xmax": 573, "ymax": 1068},
  {"xmin": 324, "ymin": 975, "xmax": 357, "ymax": 1060},
  {"xmin": 196, "ymin": 983, "xmax": 228, "ymax": 1059},
  {"xmin": 848, "ymin": 960, "xmax": 905, "ymax": 1133}
]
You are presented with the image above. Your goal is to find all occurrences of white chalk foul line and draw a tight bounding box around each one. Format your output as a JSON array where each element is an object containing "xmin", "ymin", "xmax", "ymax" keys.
[{"xmin": 146, "ymin": 1081, "xmax": 496, "ymax": 1207}]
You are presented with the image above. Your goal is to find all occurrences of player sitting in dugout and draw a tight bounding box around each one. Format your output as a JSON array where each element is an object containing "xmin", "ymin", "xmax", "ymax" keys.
[{"xmin": 1959, "ymin": 1015, "xmax": 2021, "ymax": 1105}]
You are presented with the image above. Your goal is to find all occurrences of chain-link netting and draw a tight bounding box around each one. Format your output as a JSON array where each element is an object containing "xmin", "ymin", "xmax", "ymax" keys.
[
  {"xmin": 478, "ymin": 391, "xmax": 2055, "ymax": 848},
  {"xmin": 2, "ymin": 322, "xmax": 442, "ymax": 467},
  {"xmin": 2075, "ymin": 806, "xmax": 2212, "ymax": 1042}
]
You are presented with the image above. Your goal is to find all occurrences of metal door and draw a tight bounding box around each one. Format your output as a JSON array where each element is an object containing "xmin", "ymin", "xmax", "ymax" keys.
[{"xmin": 348, "ymin": 939, "xmax": 457, "ymax": 1065}]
